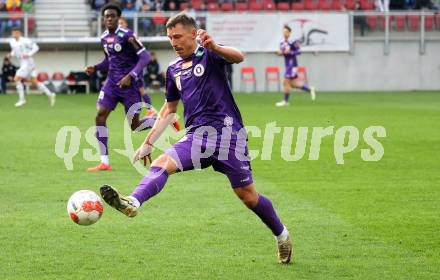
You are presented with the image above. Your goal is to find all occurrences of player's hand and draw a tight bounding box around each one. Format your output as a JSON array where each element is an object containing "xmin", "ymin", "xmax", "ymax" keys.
[
  {"xmin": 197, "ymin": 29, "xmax": 217, "ymax": 51},
  {"xmin": 276, "ymin": 50, "xmax": 283, "ymax": 56},
  {"xmin": 85, "ymin": 65, "xmax": 95, "ymax": 76},
  {"xmin": 132, "ymin": 143, "xmax": 153, "ymax": 166},
  {"xmin": 118, "ymin": 74, "xmax": 132, "ymax": 88}
]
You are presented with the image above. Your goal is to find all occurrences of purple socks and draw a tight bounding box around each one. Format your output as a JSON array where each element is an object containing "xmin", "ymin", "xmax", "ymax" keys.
[
  {"xmin": 251, "ymin": 194, "xmax": 284, "ymax": 236},
  {"xmin": 301, "ymin": 85, "xmax": 311, "ymax": 92},
  {"xmin": 96, "ymin": 125, "xmax": 108, "ymax": 156},
  {"xmin": 142, "ymin": 94, "xmax": 152, "ymax": 108},
  {"xmin": 131, "ymin": 166, "xmax": 169, "ymax": 205},
  {"xmin": 284, "ymin": 92, "xmax": 290, "ymax": 102}
]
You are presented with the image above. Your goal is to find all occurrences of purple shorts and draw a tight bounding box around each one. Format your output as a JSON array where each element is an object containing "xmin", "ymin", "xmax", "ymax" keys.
[
  {"xmin": 97, "ymin": 81, "xmax": 142, "ymax": 114},
  {"xmin": 165, "ymin": 131, "xmax": 253, "ymax": 188},
  {"xmin": 285, "ymin": 66, "xmax": 298, "ymax": 80}
]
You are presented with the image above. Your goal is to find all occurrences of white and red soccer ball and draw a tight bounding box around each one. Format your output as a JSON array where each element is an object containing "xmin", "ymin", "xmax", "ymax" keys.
[{"xmin": 67, "ymin": 190, "xmax": 103, "ymax": 226}]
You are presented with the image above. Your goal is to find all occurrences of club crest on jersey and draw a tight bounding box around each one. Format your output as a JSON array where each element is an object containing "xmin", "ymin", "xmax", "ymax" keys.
[
  {"xmin": 114, "ymin": 43, "xmax": 122, "ymax": 52},
  {"xmin": 175, "ymin": 76, "xmax": 182, "ymax": 91},
  {"xmin": 194, "ymin": 64, "xmax": 204, "ymax": 77}
]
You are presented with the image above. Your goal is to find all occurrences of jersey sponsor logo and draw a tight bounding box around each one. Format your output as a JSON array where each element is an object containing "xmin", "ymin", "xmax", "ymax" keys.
[
  {"xmin": 193, "ymin": 64, "xmax": 205, "ymax": 77},
  {"xmin": 114, "ymin": 43, "xmax": 122, "ymax": 52},
  {"xmin": 175, "ymin": 76, "xmax": 182, "ymax": 91},
  {"xmin": 182, "ymin": 60, "xmax": 193, "ymax": 70},
  {"xmin": 106, "ymin": 37, "xmax": 114, "ymax": 43},
  {"xmin": 195, "ymin": 49, "xmax": 204, "ymax": 57}
]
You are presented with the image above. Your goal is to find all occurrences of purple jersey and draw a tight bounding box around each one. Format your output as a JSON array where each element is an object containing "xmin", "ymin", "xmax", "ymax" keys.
[
  {"xmin": 165, "ymin": 46, "xmax": 244, "ymax": 133},
  {"xmin": 280, "ymin": 39, "xmax": 301, "ymax": 78},
  {"xmin": 100, "ymin": 27, "xmax": 146, "ymax": 86}
]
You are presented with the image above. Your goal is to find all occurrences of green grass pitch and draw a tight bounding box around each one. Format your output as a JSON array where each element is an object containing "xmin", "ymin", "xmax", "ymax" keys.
[{"xmin": 0, "ymin": 91, "xmax": 439, "ymax": 279}]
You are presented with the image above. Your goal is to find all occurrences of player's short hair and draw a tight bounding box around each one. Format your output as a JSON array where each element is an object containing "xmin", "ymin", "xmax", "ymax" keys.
[
  {"xmin": 283, "ymin": 25, "xmax": 292, "ymax": 32},
  {"xmin": 166, "ymin": 12, "xmax": 197, "ymax": 29},
  {"xmin": 101, "ymin": 3, "xmax": 122, "ymax": 17},
  {"xmin": 11, "ymin": 27, "xmax": 22, "ymax": 33}
]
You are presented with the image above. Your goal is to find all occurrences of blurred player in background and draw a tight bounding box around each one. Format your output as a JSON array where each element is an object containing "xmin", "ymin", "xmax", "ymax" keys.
[
  {"xmin": 119, "ymin": 16, "xmax": 179, "ymax": 128},
  {"xmin": 8, "ymin": 28, "xmax": 56, "ymax": 107},
  {"xmin": 276, "ymin": 25, "xmax": 315, "ymax": 107},
  {"xmin": 100, "ymin": 12, "xmax": 292, "ymax": 264},
  {"xmin": 85, "ymin": 4, "xmax": 156, "ymax": 172},
  {"xmin": 119, "ymin": 16, "xmax": 154, "ymax": 117}
]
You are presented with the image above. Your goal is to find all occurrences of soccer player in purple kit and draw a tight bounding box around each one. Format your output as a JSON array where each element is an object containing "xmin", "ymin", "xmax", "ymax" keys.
[
  {"xmin": 100, "ymin": 12, "xmax": 293, "ymax": 264},
  {"xmin": 276, "ymin": 24, "xmax": 316, "ymax": 107},
  {"xmin": 85, "ymin": 4, "xmax": 156, "ymax": 172}
]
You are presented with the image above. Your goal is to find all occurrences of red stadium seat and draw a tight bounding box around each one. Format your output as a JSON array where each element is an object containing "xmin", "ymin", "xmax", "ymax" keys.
[
  {"xmin": 207, "ymin": 2, "xmax": 219, "ymax": 12},
  {"xmin": 37, "ymin": 72, "xmax": 49, "ymax": 83},
  {"xmin": 179, "ymin": 2, "xmax": 189, "ymax": 10},
  {"xmin": 424, "ymin": 15, "xmax": 434, "ymax": 30},
  {"xmin": 304, "ymin": 0, "xmax": 318, "ymax": 10},
  {"xmin": 393, "ymin": 15, "xmax": 406, "ymax": 31},
  {"xmin": 331, "ymin": 0, "xmax": 343, "ymax": 10},
  {"xmin": 345, "ymin": 0, "xmax": 356, "ymax": 9},
  {"xmin": 318, "ymin": 0, "xmax": 332, "ymax": 10},
  {"xmin": 265, "ymin": 67, "xmax": 281, "ymax": 92},
  {"xmin": 366, "ymin": 15, "xmax": 377, "ymax": 30},
  {"xmin": 296, "ymin": 66, "xmax": 309, "ymax": 84},
  {"xmin": 240, "ymin": 67, "xmax": 256, "ymax": 92},
  {"xmin": 220, "ymin": 3, "xmax": 234, "ymax": 11},
  {"xmin": 436, "ymin": 13, "xmax": 440, "ymax": 30},
  {"xmin": 378, "ymin": 15, "xmax": 392, "ymax": 30},
  {"xmin": 291, "ymin": 1, "xmax": 305, "ymax": 10},
  {"xmin": 235, "ymin": 2, "xmax": 249, "ymax": 12},
  {"xmin": 263, "ymin": 0, "xmax": 276, "ymax": 10},
  {"xmin": 360, "ymin": 0, "xmax": 374, "ymax": 10},
  {"xmin": 407, "ymin": 15, "xmax": 420, "ymax": 31},
  {"xmin": 52, "ymin": 72, "xmax": 65, "ymax": 81},
  {"xmin": 191, "ymin": 0, "xmax": 203, "ymax": 10},
  {"xmin": 249, "ymin": 2, "xmax": 263, "ymax": 10},
  {"xmin": 277, "ymin": 2, "xmax": 290, "ymax": 11}
]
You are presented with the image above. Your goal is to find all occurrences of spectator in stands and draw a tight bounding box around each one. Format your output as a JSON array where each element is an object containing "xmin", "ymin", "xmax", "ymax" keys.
[
  {"xmin": 91, "ymin": 0, "xmax": 108, "ymax": 10},
  {"xmin": 414, "ymin": 0, "xmax": 437, "ymax": 9},
  {"xmin": 375, "ymin": 0, "xmax": 390, "ymax": 11},
  {"xmin": 144, "ymin": 51, "xmax": 165, "ymax": 89},
  {"xmin": 6, "ymin": 0, "xmax": 21, "ymax": 10},
  {"xmin": 1, "ymin": 56, "xmax": 17, "ymax": 94},
  {"xmin": 151, "ymin": 0, "xmax": 164, "ymax": 11},
  {"xmin": 122, "ymin": 0, "xmax": 137, "ymax": 27},
  {"xmin": 354, "ymin": 0, "xmax": 367, "ymax": 36},
  {"xmin": 389, "ymin": 0, "xmax": 406, "ymax": 9},
  {"xmin": 0, "ymin": 3, "xmax": 7, "ymax": 37},
  {"xmin": 21, "ymin": 0, "xmax": 33, "ymax": 13},
  {"xmin": 7, "ymin": 1, "xmax": 23, "ymax": 30},
  {"xmin": 165, "ymin": 0, "xmax": 177, "ymax": 11},
  {"xmin": 139, "ymin": 3, "xmax": 152, "ymax": 36},
  {"xmin": 135, "ymin": 0, "xmax": 152, "ymax": 11}
]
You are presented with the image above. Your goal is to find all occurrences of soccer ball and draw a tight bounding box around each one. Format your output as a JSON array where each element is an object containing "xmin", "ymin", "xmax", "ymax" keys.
[{"xmin": 67, "ymin": 190, "xmax": 103, "ymax": 226}]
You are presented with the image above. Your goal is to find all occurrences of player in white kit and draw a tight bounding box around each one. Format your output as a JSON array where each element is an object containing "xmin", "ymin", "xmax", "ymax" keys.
[{"xmin": 8, "ymin": 28, "xmax": 56, "ymax": 107}]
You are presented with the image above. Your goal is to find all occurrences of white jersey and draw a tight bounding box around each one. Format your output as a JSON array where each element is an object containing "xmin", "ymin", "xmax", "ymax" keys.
[{"xmin": 9, "ymin": 37, "xmax": 39, "ymax": 68}]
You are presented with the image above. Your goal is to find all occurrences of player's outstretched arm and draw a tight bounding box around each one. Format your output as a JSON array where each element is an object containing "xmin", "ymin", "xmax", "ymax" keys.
[
  {"xmin": 197, "ymin": 29, "xmax": 244, "ymax": 64},
  {"xmin": 132, "ymin": 100, "xmax": 179, "ymax": 164}
]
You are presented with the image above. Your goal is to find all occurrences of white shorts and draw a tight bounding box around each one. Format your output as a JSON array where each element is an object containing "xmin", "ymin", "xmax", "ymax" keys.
[{"xmin": 16, "ymin": 64, "xmax": 37, "ymax": 79}]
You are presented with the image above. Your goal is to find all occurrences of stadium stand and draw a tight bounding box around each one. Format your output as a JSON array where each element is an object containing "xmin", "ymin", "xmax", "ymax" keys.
[{"xmin": 36, "ymin": 0, "xmax": 89, "ymax": 38}]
